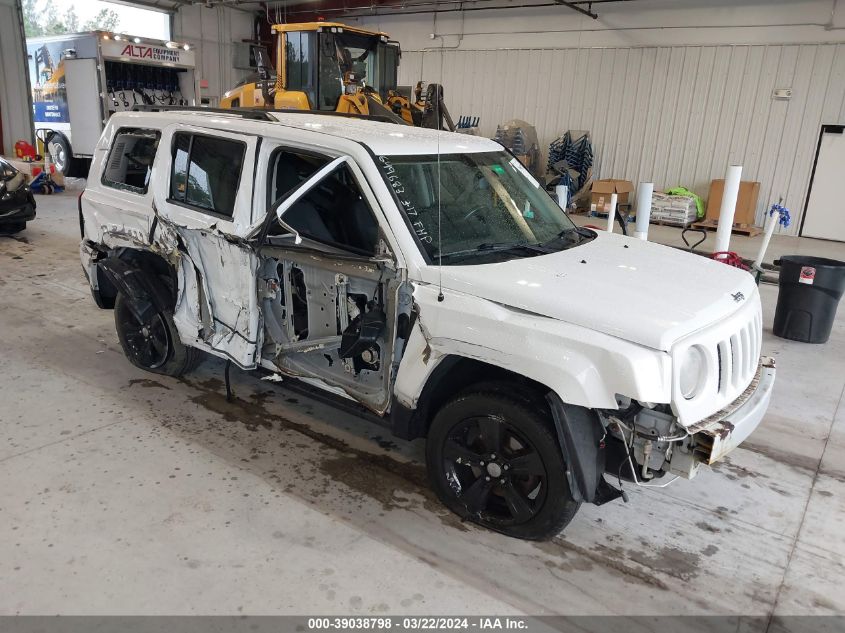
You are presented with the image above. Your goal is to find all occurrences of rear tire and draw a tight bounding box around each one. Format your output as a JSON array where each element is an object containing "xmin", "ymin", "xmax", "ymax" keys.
[
  {"xmin": 114, "ymin": 290, "xmax": 201, "ymax": 377},
  {"xmin": 426, "ymin": 389, "xmax": 581, "ymax": 540}
]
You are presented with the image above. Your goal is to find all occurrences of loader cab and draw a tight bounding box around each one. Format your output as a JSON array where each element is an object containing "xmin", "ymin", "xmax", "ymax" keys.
[{"xmin": 278, "ymin": 23, "xmax": 400, "ymax": 110}]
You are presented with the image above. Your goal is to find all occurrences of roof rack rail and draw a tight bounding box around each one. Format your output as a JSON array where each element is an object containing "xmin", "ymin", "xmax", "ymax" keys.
[
  {"xmin": 132, "ymin": 105, "xmax": 274, "ymax": 121},
  {"xmin": 274, "ymin": 109, "xmax": 402, "ymax": 124},
  {"xmin": 131, "ymin": 104, "xmax": 402, "ymax": 125}
]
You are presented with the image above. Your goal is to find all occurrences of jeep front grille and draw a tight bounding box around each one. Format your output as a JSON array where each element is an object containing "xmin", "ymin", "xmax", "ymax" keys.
[
  {"xmin": 671, "ymin": 293, "xmax": 763, "ymax": 426},
  {"xmin": 717, "ymin": 310, "xmax": 762, "ymax": 395}
]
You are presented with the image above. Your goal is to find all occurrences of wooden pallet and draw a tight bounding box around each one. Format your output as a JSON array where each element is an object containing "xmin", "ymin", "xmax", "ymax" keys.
[{"xmin": 690, "ymin": 219, "xmax": 762, "ymax": 237}]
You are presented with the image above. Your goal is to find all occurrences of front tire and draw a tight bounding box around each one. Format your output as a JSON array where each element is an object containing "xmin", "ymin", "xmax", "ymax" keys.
[
  {"xmin": 114, "ymin": 290, "xmax": 200, "ymax": 377},
  {"xmin": 426, "ymin": 389, "xmax": 581, "ymax": 540}
]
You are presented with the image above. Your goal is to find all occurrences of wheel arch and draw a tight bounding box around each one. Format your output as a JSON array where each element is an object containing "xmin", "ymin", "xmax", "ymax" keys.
[
  {"xmin": 391, "ymin": 353, "xmax": 607, "ymax": 504},
  {"xmin": 392, "ymin": 355, "xmax": 553, "ymax": 440},
  {"xmin": 91, "ymin": 246, "xmax": 178, "ymax": 310}
]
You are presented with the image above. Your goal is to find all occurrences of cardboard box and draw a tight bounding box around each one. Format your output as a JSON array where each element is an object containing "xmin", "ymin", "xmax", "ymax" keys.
[
  {"xmin": 705, "ymin": 179, "xmax": 761, "ymax": 226},
  {"xmin": 591, "ymin": 179, "xmax": 634, "ymax": 213},
  {"xmin": 2, "ymin": 157, "xmax": 64, "ymax": 186}
]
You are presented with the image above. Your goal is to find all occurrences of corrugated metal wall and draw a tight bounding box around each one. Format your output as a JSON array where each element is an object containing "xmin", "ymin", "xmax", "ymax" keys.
[
  {"xmin": 172, "ymin": 5, "xmax": 254, "ymax": 105},
  {"xmin": 401, "ymin": 44, "xmax": 845, "ymax": 233}
]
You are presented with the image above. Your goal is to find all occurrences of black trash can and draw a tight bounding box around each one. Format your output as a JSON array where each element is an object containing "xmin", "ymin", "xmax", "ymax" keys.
[{"xmin": 773, "ymin": 255, "xmax": 845, "ymax": 343}]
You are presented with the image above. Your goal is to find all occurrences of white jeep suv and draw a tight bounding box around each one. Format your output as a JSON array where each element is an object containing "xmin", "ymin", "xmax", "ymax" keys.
[{"xmin": 79, "ymin": 108, "xmax": 776, "ymax": 540}]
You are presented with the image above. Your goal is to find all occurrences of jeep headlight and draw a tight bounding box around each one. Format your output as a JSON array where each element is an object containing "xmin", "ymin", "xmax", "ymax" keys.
[{"xmin": 679, "ymin": 345, "xmax": 706, "ymax": 400}]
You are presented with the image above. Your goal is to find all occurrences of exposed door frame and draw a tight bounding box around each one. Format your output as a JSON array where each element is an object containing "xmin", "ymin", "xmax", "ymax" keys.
[{"xmin": 799, "ymin": 123, "xmax": 845, "ymax": 238}]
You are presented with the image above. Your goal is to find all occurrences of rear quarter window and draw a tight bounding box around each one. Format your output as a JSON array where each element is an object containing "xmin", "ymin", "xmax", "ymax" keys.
[
  {"xmin": 101, "ymin": 128, "xmax": 161, "ymax": 194},
  {"xmin": 169, "ymin": 132, "xmax": 246, "ymax": 219}
]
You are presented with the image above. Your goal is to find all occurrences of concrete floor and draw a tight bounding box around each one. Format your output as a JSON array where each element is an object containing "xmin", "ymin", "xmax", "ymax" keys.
[{"xmin": 2, "ymin": 189, "xmax": 845, "ymax": 616}]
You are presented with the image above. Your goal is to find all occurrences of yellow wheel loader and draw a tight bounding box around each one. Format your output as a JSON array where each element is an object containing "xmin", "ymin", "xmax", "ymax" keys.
[{"xmin": 220, "ymin": 22, "xmax": 454, "ymax": 130}]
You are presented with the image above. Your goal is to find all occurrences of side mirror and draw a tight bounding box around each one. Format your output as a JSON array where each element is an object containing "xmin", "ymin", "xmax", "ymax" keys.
[{"xmin": 270, "ymin": 155, "xmax": 349, "ymax": 244}]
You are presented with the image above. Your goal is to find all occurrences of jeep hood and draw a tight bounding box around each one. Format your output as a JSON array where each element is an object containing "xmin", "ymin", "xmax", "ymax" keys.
[{"xmin": 418, "ymin": 231, "xmax": 758, "ymax": 351}]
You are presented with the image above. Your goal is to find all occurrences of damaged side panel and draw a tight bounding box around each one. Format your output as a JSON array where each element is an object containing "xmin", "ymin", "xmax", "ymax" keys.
[
  {"xmin": 258, "ymin": 246, "xmax": 408, "ymax": 414},
  {"xmin": 149, "ymin": 124, "xmax": 262, "ymax": 369},
  {"xmin": 172, "ymin": 228, "xmax": 261, "ymax": 368},
  {"xmin": 81, "ymin": 211, "xmax": 262, "ymax": 369},
  {"xmin": 81, "ymin": 121, "xmax": 263, "ymax": 370}
]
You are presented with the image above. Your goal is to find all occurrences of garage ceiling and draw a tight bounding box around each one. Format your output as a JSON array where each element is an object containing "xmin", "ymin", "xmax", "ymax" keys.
[
  {"xmin": 110, "ymin": 0, "xmax": 635, "ymax": 20},
  {"xmin": 108, "ymin": 0, "xmax": 189, "ymax": 12}
]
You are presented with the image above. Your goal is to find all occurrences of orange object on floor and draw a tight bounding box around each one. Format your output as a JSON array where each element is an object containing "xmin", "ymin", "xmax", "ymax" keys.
[{"xmin": 14, "ymin": 140, "xmax": 37, "ymax": 161}]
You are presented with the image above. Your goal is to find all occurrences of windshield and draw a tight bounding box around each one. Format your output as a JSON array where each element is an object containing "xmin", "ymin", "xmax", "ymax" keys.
[{"xmin": 378, "ymin": 152, "xmax": 584, "ymax": 264}]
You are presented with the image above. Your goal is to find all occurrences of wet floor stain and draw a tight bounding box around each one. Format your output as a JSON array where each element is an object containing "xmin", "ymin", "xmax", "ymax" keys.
[
  {"xmin": 123, "ymin": 368, "xmax": 720, "ymax": 592},
  {"xmin": 164, "ymin": 374, "xmax": 470, "ymax": 534},
  {"xmin": 128, "ymin": 378, "xmax": 171, "ymax": 390},
  {"xmin": 741, "ymin": 441, "xmax": 821, "ymax": 474},
  {"xmin": 701, "ymin": 544, "xmax": 719, "ymax": 557},
  {"xmin": 618, "ymin": 544, "xmax": 701, "ymax": 583},
  {"xmin": 714, "ymin": 457, "xmax": 768, "ymax": 480},
  {"xmin": 696, "ymin": 521, "xmax": 721, "ymax": 534},
  {"xmin": 533, "ymin": 539, "xmax": 669, "ymax": 591}
]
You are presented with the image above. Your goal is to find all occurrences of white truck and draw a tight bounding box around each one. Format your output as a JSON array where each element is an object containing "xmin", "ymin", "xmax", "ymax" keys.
[
  {"xmin": 79, "ymin": 108, "xmax": 776, "ymax": 540},
  {"xmin": 26, "ymin": 31, "xmax": 197, "ymax": 175}
]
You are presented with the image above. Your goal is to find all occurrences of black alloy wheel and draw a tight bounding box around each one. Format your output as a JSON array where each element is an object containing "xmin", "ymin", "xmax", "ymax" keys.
[
  {"xmin": 117, "ymin": 302, "xmax": 171, "ymax": 370},
  {"xmin": 443, "ymin": 415, "xmax": 547, "ymax": 526},
  {"xmin": 113, "ymin": 280, "xmax": 201, "ymax": 377},
  {"xmin": 427, "ymin": 390, "xmax": 581, "ymax": 540}
]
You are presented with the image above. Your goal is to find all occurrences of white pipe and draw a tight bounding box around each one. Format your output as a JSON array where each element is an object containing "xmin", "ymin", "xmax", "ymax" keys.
[
  {"xmin": 634, "ymin": 182, "xmax": 654, "ymax": 241},
  {"xmin": 606, "ymin": 192, "xmax": 618, "ymax": 233},
  {"xmin": 753, "ymin": 209, "xmax": 778, "ymax": 270},
  {"xmin": 714, "ymin": 165, "xmax": 743, "ymax": 253},
  {"xmin": 555, "ymin": 184, "xmax": 568, "ymax": 210}
]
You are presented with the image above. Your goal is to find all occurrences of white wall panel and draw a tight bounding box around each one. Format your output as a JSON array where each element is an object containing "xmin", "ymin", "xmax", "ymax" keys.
[
  {"xmin": 355, "ymin": 0, "xmax": 845, "ymax": 50},
  {"xmin": 352, "ymin": 0, "xmax": 845, "ymax": 234},
  {"xmin": 172, "ymin": 5, "xmax": 254, "ymax": 105},
  {"xmin": 0, "ymin": 0, "xmax": 34, "ymax": 153},
  {"xmin": 395, "ymin": 42, "xmax": 845, "ymax": 235}
]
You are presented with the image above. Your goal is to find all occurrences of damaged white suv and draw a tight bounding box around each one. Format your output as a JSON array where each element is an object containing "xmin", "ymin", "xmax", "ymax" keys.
[{"xmin": 80, "ymin": 109, "xmax": 776, "ymax": 540}]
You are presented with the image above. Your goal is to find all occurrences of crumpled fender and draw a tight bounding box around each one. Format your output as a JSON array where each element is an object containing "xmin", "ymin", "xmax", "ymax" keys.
[
  {"xmin": 545, "ymin": 393, "xmax": 606, "ymax": 503},
  {"xmin": 97, "ymin": 257, "xmax": 170, "ymax": 323},
  {"xmin": 394, "ymin": 284, "xmax": 672, "ymax": 411}
]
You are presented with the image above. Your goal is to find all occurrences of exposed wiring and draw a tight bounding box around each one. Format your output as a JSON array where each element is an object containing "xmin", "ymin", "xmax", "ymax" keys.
[
  {"xmin": 427, "ymin": 7, "xmax": 465, "ymax": 50},
  {"xmin": 613, "ymin": 416, "xmax": 690, "ymax": 443},
  {"xmin": 614, "ymin": 420, "xmax": 681, "ymax": 489}
]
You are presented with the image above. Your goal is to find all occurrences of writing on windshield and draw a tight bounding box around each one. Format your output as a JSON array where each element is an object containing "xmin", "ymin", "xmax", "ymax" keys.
[{"xmin": 378, "ymin": 151, "xmax": 579, "ymax": 264}]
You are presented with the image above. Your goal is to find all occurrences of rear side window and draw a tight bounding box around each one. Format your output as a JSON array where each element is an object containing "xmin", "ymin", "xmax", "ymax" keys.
[
  {"xmin": 101, "ymin": 128, "xmax": 161, "ymax": 194},
  {"xmin": 169, "ymin": 132, "xmax": 245, "ymax": 218}
]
